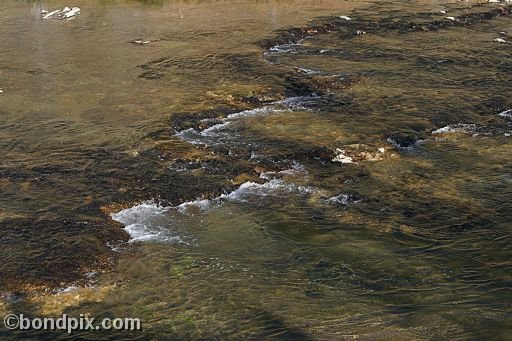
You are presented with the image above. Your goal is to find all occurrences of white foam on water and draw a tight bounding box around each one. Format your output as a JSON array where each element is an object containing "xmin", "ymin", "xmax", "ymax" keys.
[
  {"xmin": 111, "ymin": 202, "xmax": 184, "ymax": 243},
  {"xmin": 221, "ymin": 179, "xmax": 316, "ymax": 202},
  {"xmin": 226, "ymin": 106, "xmax": 278, "ymax": 120},
  {"xmin": 175, "ymin": 96, "xmax": 320, "ymax": 145},
  {"xmin": 111, "ymin": 202, "xmax": 168, "ymax": 225},
  {"xmin": 323, "ymin": 194, "xmax": 361, "ymax": 206},
  {"xmin": 266, "ymin": 43, "xmax": 302, "ymax": 55},
  {"xmin": 174, "ymin": 128, "xmax": 204, "ymax": 145},
  {"xmin": 176, "ymin": 178, "xmax": 315, "ymax": 213},
  {"xmin": 294, "ymin": 67, "xmax": 321, "ymax": 75},
  {"xmin": 175, "ymin": 106, "xmax": 285, "ymax": 145},
  {"xmin": 176, "ymin": 198, "xmax": 211, "ymax": 214},
  {"xmin": 124, "ymin": 223, "xmax": 184, "ymax": 243},
  {"xmin": 386, "ymin": 137, "xmax": 415, "ymax": 150},
  {"xmin": 199, "ymin": 121, "xmax": 232, "ymax": 136},
  {"xmin": 58, "ymin": 286, "xmax": 80, "ymax": 294},
  {"xmin": 498, "ymin": 109, "xmax": 512, "ymax": 119},
  {"xmin": 432, "ymin": 123, "xmax": 477, "ymax": 134},
  {"xmin": 111, "ymin": 177, "xmax": 317, "ymax": 243},
  {"xmin": 277, "ymin": 95, "xmax": 319, "ymax": 111},
  {"xmin": 260, "ymin": 161, "xmax": 308, "ymax": 180},
  {"xmin": 106, "ymin": 242, "xmax": 121, "ymax": 252}
]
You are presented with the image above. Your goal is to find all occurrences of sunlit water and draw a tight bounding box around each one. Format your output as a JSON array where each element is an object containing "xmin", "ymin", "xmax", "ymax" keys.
[{"xmin": 1, "ymin": 0, "xmax": 512, "ymax": 339}]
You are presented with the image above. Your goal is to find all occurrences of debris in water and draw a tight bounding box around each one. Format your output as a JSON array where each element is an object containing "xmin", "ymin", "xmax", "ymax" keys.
[
  {"xmin": 42, "ymin": 9, "xmax": 61, "ymax": 19},
  {"xmin": 130, "ymin": 39, "xmax": 162, "ymax": 45},
  {"xmin": 494, "ymin": 37, "xmax": 507, "ymax": 43},
  {"xmin": 62, "ymin": 7, "xmax": 80, "ymax": 19},
  {"xmin": 131, "ymin": 40, "xmax": 151, "ymax": 45},
  {"xmin": 41, "ymin": 7, "xmax": 80, "ymax": 20},
  {"xmin": 445, "ymin": 16, "xmax": 456, "ymax": 21},
  {"xmin": 440, "ymin": 10, "xmax": 447, "ymax": 14},
  {"xmin": 339, "ymin": 16, "xmax": 352, "ymax": 21}
]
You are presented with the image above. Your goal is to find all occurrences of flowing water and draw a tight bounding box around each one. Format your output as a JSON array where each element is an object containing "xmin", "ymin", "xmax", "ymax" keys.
[{"xmin": 1, "ymin": 0, "xmax": 512, "ymax": 339}]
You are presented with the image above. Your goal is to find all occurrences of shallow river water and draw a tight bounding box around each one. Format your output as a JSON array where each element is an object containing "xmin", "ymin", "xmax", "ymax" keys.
[{"xmin": 1, "ymin": 0, "xmax": 512, "ymax": 339}]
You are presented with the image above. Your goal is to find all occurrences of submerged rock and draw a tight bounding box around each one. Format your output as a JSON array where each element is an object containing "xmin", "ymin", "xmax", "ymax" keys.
[
  {"xmin": 386, "ymin": 132, "xmax": 419, "ymax": 149},
  {"xmin": 300, "ymin": 74, "xmax": 367, "ymax": 93},
  {"xmin": 28, "ymin": 284, "xmax": 115, "ymax": 316},
  {"xmin": 259, "ymin": 4, "xmax": 512, "ymax": 50}
]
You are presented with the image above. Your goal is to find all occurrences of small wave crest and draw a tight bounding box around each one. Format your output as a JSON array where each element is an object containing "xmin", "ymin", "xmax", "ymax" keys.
[
  {"xmin": 260, "ymin": 160, "xmax": 308, "ymax": 180},
  {"xmin": 323, "ymin": 194, "xmax": 361, "ymax": 206},
  {"xmin": 265, "ymin": 43, "xmax": 302, "ymax": 55},
  {"xmin": 111, "ymin": 202, "xmax": 185, "ymax": 243},
  {"xmin": 175, "ymin": 106, "xmax": 283, "ymax": 145},
  {"xmin": 432, "ymin": 123, "xmax": 477, "ymax": 134},
  {"xmin": 111, "ymin": 178, "xmax": 317, "ymax": 243},
  {"xmin": 498, "ymin": 109, "xmax": 512, "ymax": 119}
]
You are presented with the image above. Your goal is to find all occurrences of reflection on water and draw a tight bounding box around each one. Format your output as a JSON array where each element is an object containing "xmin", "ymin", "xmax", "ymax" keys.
[{"xmin": 1, "ymin": 0, "xmax": 512, "ymax": 339}]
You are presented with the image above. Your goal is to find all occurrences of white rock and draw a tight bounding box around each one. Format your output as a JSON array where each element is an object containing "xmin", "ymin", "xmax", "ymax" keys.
[
  {"xmin": 378, "ymin": 147, "xmax": 386, "ymax": 153},
  {"xmin": 339, "ymin": 16, "xmax": 352, "ymax": 21}
]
